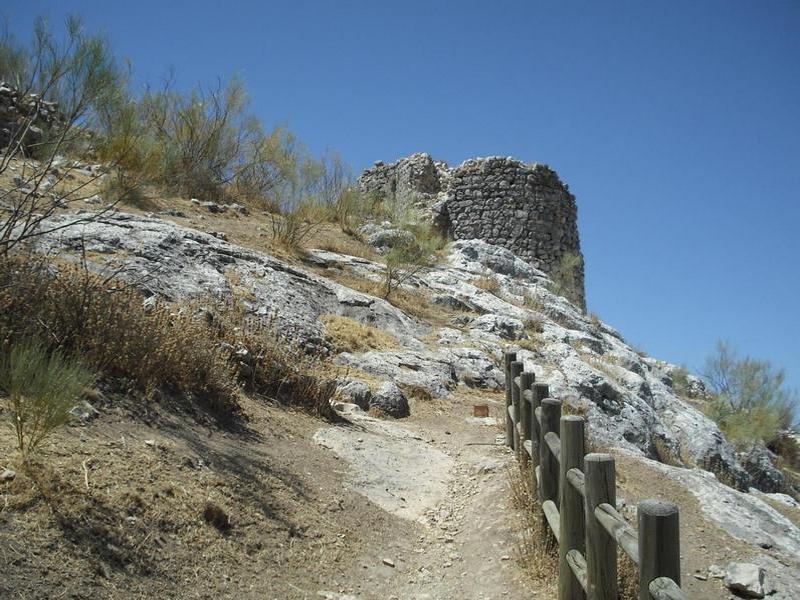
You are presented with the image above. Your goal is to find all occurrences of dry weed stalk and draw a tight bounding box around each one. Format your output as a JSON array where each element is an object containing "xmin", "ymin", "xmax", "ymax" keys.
[{"xmin": 506, "ymin": 464, "xmax": 557, "ymax": 593}]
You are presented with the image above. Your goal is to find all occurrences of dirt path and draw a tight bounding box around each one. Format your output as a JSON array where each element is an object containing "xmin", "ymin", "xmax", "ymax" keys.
[{"xmin": 313, "ymin": 391, "xmax": 535, "ymax": 600}]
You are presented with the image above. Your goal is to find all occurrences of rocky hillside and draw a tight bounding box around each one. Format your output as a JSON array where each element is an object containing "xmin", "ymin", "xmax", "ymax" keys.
[{"xmin": 2, "ymin": 150, "xmax": 799, "ymax": 598}]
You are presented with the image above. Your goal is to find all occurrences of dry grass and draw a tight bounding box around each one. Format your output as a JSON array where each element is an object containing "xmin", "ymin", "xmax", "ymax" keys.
[
  {"xmin": 367, "ymin": 406, "xmax": 390, "ymax": 419},
  {"xmin": 506, "ymin": 445, "xmax": 638, "ymax": 600},
  {"xmin": 577, "ymin": 349, "xmax": 627, "ymax": 388},
  {"xmin": 0, "ymin": 255, "xmax": 338, "ymax": 419},
  {"xmin": 523, "ymin": 292, "xmax": 544, "ymax": 312},
  {"xmin": 401, "ymin": 384, "xmax": 434, "ymax": 403},
  {"xmin": 507, "ymin": 463, "xmax": 558, "ymax": 595},
  {"xmin": 516, "ymin": 317, "xmax": 544, "ymax": 352},
  {"xmin": 652, "ymin": 436, "xmax": 683, "ymax": 467},
  {"xmin": 516, "ymin": 338, "xmax": 539, "ymax": 352},
  {"xmin": 320, "ymin": 314, "xmax": 398, "ymax": 354},
  {"xmin": 310, "ymin": 226, "xmax": 381, "ymax": 261},
  {"xmin": 473, "ymin": 274, "xmax": 502, "ymax": 295},
  {"xmin": 618, "ymin": 548, "xmax": 639, "ymax": 600},
  {"xmin": 322, "ymin": 269, "xmax": 452, "ymax": 325},
  {"xmin": 107, "ymin": 183, "xmax": 380, "ymax": 263}
]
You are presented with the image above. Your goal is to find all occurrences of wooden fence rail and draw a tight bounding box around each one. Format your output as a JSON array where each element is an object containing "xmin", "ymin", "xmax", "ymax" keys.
[{"xmin": 503, "ymin": 352, "xmax": 688, "ymax": 600}]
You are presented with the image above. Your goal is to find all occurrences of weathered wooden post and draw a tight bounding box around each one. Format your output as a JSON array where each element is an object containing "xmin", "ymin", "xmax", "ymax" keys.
[
  {"xmin": 538, "ymin": 398, "xmax": 561, "ymax": 506},
  {"xmin": 518, "ymin": 371, "xmax": 535, "ymax": 465},
  {"xmin": 504, "ymin": 351, "xmax": 517, "ymax": 447},
  {"xmin": 530, "ymin": 382, "xmax": 549, "ymax": 489},
  {"xmin": 559, "ymin": 416, "xmax": 586, "ymax": 600},
  {"xmin": 584, "ymin": 453, "xmax": 617, "ymax": 600},
  {"xmin": 510, "ymin": 360, "xmax": 524, "ymax": 456},
  {"xmin": 638, "ymin": 500, "xmax": 680, "ymax": 600}
]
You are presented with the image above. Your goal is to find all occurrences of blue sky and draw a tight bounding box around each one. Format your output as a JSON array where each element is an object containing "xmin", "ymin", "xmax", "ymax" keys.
[{"xmin": 7, "ymin": 1, "xmax": 800, "ymax": 399}]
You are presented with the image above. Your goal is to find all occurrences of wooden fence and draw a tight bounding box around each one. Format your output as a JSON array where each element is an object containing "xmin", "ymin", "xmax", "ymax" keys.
[{"xmin": 503, "ymin": 352, "xmax": 688, "ymax": 600}]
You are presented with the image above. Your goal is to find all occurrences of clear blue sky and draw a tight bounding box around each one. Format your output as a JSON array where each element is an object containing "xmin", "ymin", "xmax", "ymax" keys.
[{"xmin": 7, "ymin": 1, "xmax": 800, "ymax": 398}]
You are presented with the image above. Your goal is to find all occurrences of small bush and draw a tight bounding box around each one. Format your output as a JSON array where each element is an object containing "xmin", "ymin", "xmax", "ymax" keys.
[
  {"xmin": 670, "ymin": 366, "xmax": 691, "ymax": 397},
  {"xmin": 523, "ymin": 317, "xmax": 544, "ymax": 335},
  {"xmin": 203, "ymin": 501, "xmax": 231, "ymax": 531},
  {"xmin": 320, "ymin": 315, "xmax": 397, "ymax": 354},
  {"xmin": 517, "ymin": 319, "xmax": 543, "ymax": 353},
  {"xmin": 652, "ymin": 435, "xmax": 682, "ymax": 467},
  {"xmin": 0, "ymin": 339, "xmax": 95, "ymax": 458},
  {"xmin": 545, "ymin": 252, "xmax": 583, "ymax": 307},
  {"xmin": 523, "ymin": 292, "xmax": 544, "ymax": 312},
  {"xmin": 402, "ymin": 385, "xmax": 433, "ymax": 402},
  {"xmin": 704, "ymin": 340, "xmax": 797, "ymax": 445},
  {"xmin": 332, "ymin": 188, "xmax": 381, "ymax": 235},
  {"xmin": 268, "ymin": 199, "xmax": 326, "ymax": 252},
  {"xmin": 381, "ymin": 223, "xmax": 443, "ymax": 300}
]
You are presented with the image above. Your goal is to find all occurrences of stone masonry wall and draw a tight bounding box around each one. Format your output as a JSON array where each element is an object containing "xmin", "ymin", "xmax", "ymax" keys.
[
  {"xmin": 359, "ymin": 153, "xmax": 586, "ymax": 309},
  {"xmin": 0, "ymin": 82, "xmax": 63, "ymax": 156},
  {"xmin": 358, "ymin": 153, "xmax": 449, "ymax": 199}
]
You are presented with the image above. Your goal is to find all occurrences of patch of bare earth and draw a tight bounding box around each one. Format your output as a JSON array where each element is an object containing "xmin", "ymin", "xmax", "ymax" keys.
[
  {"xmin": 0, "ymin": 391, "xmax": 406, "ymax": 599},
  {"xmin": 1, "ymin": 381, "xmax": 546, "ymax": 600},
  {"xmin": 314, "ymin": 389, "xmax": 537, "ymax": 599}
]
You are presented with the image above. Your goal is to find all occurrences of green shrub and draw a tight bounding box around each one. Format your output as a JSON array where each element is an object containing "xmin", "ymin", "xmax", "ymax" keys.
[
  {"xmin": 381, "ymin": 226, "xmax": 443, "ymax": 299},
  {"xmin": 0, "ymin": 339, "xmax": 94, "ymax": 458},
  {"xmin": 670, "ymin": 365, "xmax": 692, "ymax": 397},
  {"xmin": 546, "ymin": 252, "xmax": 583, "ymax": 307},
  {"xmin": 268, "ymin": 199, "xmax": 327, "ymax": 251},
  {"xmin": 704, "ymin": 341, "xmax": 797, "ymax": 445},
  {"xmin": 333, "ymin": 188, "xmax": 382, "ymax": 235}
]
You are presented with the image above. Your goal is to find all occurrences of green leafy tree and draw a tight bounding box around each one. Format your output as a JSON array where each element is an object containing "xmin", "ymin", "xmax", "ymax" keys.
[{"xmin": 704, "ymin": 340, "xmax": 797, "ymax": 444}]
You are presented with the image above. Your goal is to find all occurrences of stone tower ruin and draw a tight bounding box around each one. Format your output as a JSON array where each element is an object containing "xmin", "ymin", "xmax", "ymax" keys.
[{"xmin": 358, "ymin": 153, "xmax": 586, "ymax": 309}]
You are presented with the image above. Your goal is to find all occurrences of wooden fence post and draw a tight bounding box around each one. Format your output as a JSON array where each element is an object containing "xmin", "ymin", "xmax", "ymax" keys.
[
  {"xmin": 584, "ymin": 453, "xmax": 617, "ymax": 600},
  {"xmin": 504, "ymin": 351, "xmax": 517, "ymax": 447},
  {"xmin": 510, "ymin": 361, "xmax": 524, "ymax": 455},
  {"xmin": 638, "ymin": 500, "xmax": 680, "ymax": 600},
  {"xmin": 519, "ymin": 371, "xmax": 535, "ymax": 465},
  {"xmin": 559, "ymin": 416, "xmax": 586, "ymax": 600},
  {"xmin": 530, "ymin": 383, "xmax": 549, "ymax": 486},
  {"xmin": 538, "ymin": 398, "xmax": 561, "ymax": 506}
]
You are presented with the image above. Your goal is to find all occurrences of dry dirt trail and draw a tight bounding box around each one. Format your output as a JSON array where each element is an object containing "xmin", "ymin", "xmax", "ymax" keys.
[{"xmin": 313, "ymin": 392, "xmax": 540, "ymax": 600}]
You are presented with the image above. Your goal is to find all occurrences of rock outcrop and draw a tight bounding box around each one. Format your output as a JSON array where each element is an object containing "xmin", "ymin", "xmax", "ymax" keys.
[
  {"xmin": 723, "ymin": 563, "xmax": 771, "ymax": 598},
  {"xmin": 0, "ymin": 82, "xmax": 64, "ymax": 156},
  {"xmin": 32, "ymin": 211, "xmax": 426, "ymax": 351},
  {"xmin": 359, "ymin": 153, "xmax": 585, "ymax": 309}
]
